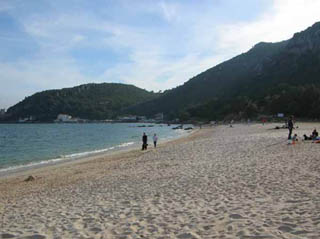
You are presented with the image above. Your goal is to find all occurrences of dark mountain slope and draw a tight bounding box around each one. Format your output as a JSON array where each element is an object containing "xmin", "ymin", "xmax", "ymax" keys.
[
  {"xmin": 127, "ymin": 40, "xmax": 288, "ymax": 117},
  {"xmin": 242, "ymin": 22, "xmax": 320, "ymax": 96},
  {"xmin": 128, "ymin": 22, "xmax": 320, "ymax": 119}
]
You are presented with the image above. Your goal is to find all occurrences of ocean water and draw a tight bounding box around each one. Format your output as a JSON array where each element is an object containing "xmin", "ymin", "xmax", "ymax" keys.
[{"xmin": 0, "ymin": 123, "xmax": 190, "ymax": 173}]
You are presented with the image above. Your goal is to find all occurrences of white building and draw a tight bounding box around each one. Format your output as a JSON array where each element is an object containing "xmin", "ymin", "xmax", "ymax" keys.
[
  {"xmin": 118, "ymin": 115, "xmax": 137, "ymax": 121},
  {"xmin": 18, "ymin": 116, "xmax": 34, "ymax": 122},
  {"xmin": 55, "ymin": 114, "xmax": 75, "ymax": 122},
  {"xmin": 137, "ymin": 116, "xmax": 146, "ymax": 121},
  {"xmin": 154, "ymin": 113, "xmax": 164, "ymax": 121}
]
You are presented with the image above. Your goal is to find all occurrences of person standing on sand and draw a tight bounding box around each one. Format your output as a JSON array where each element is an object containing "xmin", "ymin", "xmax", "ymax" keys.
[
  {"xmin": 287, "ymin": 116, "xmax": 294, "ymax": 139},
  {"xmin": 153, "ymin": 133, "xmax": 158, "ymax": 148},
  {"xmin": 142, "ymin": 132, "xmax": 148, "ymax": 150}
]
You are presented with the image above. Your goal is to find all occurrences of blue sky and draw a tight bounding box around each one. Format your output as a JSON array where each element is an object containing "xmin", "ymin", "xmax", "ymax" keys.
[{"xmin": 1, "ymin": 0, "xmax": 320, "ymax": 108}]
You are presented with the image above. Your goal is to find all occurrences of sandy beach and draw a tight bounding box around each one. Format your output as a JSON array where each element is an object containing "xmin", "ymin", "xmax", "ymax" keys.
[{"xmin": 1, "ymin": 123, "xmax": 320, "ymax": 238}]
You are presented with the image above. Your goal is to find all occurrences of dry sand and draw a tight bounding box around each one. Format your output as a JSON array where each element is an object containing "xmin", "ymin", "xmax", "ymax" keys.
[{"xmin": 1, "ymin": 123, "xmax": 320, "ymax": 239}]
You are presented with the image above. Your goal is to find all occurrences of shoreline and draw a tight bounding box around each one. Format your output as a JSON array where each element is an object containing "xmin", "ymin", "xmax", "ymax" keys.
[
  {"xmin": 0, "ymin": 139, "xmax": 140, "ymax": 178},
  {"xmin": 0, "ymin": 127, "xmax": 194, "ymax": 178},
  {"xmin": 0, "ymin": 127, "xmax": 200, "ymax": 182}
]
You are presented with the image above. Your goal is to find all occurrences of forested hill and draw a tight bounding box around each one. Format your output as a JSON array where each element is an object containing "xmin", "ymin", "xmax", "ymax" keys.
[
  {"xmin": 127, "ymin": 22, "xmax": 320, "ymax": 120},
  {"xmin": 6, "ymin": 83, "xmax": 160, "ymax": 121}
]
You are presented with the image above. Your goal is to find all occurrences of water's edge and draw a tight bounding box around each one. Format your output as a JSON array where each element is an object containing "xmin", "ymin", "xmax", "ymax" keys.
[{"xmin": 0, "ymin": 129, "xmax": 194, "ymax": 178}]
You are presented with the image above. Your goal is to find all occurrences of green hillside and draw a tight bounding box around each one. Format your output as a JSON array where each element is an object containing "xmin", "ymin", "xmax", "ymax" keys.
[{"xmin": 6, "ymin": 83, "xmax": 159, "ymax": 121}]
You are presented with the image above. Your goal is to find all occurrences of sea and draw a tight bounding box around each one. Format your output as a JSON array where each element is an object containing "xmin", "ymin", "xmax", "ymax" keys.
[{"xmin": 0, "ymin": 123, "xmax": 191, "ymax": 174}]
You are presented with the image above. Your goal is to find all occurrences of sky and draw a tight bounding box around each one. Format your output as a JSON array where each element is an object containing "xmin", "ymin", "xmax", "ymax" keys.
[{"xmin": 1, "ymin": 0, "xmax": 320, "ymax": 109}]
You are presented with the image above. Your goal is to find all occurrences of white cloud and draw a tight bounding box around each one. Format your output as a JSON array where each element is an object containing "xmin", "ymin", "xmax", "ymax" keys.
[
  {"xmin": 102, "ymin": 0, "xmax": 320, "ymax": 94},
  {"xmin": 0, "ymin": 58, "xmax": 90, "ymax": 107},
  {"xmin": 158, "ymin": 1, "xmax": 179, "ymax": 23},
  {"xmin": 102, "ymin": 51, "xmax": 224, "ymax": 92},
  {"xmin": 215, "ymin": 0, "xmax": 320, "ymax": 57}
]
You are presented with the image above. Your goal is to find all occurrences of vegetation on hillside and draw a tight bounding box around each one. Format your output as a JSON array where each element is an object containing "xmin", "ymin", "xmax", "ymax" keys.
[{"xmin": 6, "ymin": 83, "xmax": 160, "ymax": 121}]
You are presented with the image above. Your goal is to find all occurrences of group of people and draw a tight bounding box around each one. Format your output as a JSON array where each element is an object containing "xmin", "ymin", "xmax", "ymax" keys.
[
  {"xmin": 287, "ymin": 116, "xmax": 320, "ymax": 142},
  {"xmin": 303, "ymin": 129, "xmax": 319, "ymax": 141},
  {"xmin": 142, "ymin": 133, "xmax": 158, "ymax": 150}
]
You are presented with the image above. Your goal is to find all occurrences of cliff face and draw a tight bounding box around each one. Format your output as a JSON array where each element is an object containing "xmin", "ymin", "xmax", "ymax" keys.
[{"xmin": 286, "ymin": 22, "xmax": 320, "ymax": 54}]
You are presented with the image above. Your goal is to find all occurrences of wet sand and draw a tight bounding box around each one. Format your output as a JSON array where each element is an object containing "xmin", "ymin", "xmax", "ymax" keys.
[{"xmin": 1, "ymin": 123, "xmax": 320, "ymax": 238}]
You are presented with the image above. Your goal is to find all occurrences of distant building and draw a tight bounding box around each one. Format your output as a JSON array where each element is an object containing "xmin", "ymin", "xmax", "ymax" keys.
[
  {"xmin": 55, "ymin": 114, "xmax": 77, "ymax": 122},
  {"xmin": 118, "ymin": 115, "xmax": 137, "ymax": 122},
  {"xmin": 57, "ymin": 114, "xmax": 72, "ymax": 121},
  {"xmin": 154, "ymin": 113, "xmax": 164, "ymax": 121},
  {"xmin": 18, "ymin": 118, "xmax": 28, "ymax": 123},
  {"xmin": 18, "ymin": 116, "xmax": 34, "ymax": 123},
  {"xmin": 137, "ymin": 116, "xmax": 147, "ymax": 121},
  {"xmin": 0, "ymin": 109, "xmax": 5, "ymax": 116}
]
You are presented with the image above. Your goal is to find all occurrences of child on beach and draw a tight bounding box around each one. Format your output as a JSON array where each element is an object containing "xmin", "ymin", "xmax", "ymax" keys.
[
  {"xmin": 292, "ymin": 134, "xmax": 298, "ymax": 141},
  {"xmin": 153, "ymin": 133, "xmax": 158, "ymax": 148},
  {"xmin": 288, "ymin": 134, "xmax": 298, "ymax": 145}
]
